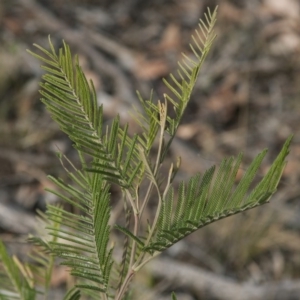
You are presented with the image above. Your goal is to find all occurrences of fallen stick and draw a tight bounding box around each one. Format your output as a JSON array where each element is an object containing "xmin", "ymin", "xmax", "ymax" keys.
[{"xmin": 147, "ymin": 257, "xmax": 300, "ymax": 300}]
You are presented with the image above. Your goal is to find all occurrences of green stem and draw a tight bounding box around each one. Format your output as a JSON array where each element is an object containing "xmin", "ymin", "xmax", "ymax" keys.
[{"xmin": 115, "ymin": 269, "xmax": 135, "ymax": 300}]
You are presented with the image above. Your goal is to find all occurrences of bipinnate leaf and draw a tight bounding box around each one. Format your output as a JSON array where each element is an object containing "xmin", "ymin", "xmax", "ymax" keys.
[
  {"xmin": 132, "ymin": 8, "xmax": 218, "ymax": 163},
  {"xmin": 41, "ymin": 161, "xmax": 114, "ymax": 295},
  {"xmin": 28, "ymin": 38, "xmax": 142, "ymax": 189},
  {"xmin": 144, "ymin": 135, "xmax": 292, "ymax": 253},
  {"xmin": 161, "ymin": 7, "xmax": 218, "ymax": 159},
  {"xmin": 0, "ymin": 241, "xmax": 36, "ymax": 300}
]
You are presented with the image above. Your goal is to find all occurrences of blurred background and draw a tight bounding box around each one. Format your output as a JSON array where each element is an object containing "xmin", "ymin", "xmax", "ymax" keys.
[{"xmin": 1, "ymin": 0, "xmax": 300, "ymax": 299}]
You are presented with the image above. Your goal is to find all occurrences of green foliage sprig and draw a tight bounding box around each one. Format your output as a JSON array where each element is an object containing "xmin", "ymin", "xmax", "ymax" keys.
[{"xmin": 0, "ymin": 7, "xmax": 292, "ymax": 300}]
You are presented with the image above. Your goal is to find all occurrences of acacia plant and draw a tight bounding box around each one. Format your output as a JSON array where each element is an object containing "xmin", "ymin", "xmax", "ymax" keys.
[{"xmin": 0, "ymin": 7, "xmax": 292, "ymax": 300}]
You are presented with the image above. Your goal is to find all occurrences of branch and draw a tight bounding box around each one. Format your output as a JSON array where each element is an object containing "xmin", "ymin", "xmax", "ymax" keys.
[{"xmin": 147, "ymin": 257, "xmax": 300, "ymax": 300}]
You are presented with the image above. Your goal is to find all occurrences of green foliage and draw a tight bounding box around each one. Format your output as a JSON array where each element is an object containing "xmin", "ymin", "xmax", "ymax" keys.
[
  {"xmin": 0, "ymin": 240, "xmax": 36, "ymax": 300},
  {"xmin": 0, "ymin": 6, "xmax": 292, "ymax": 300}
]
